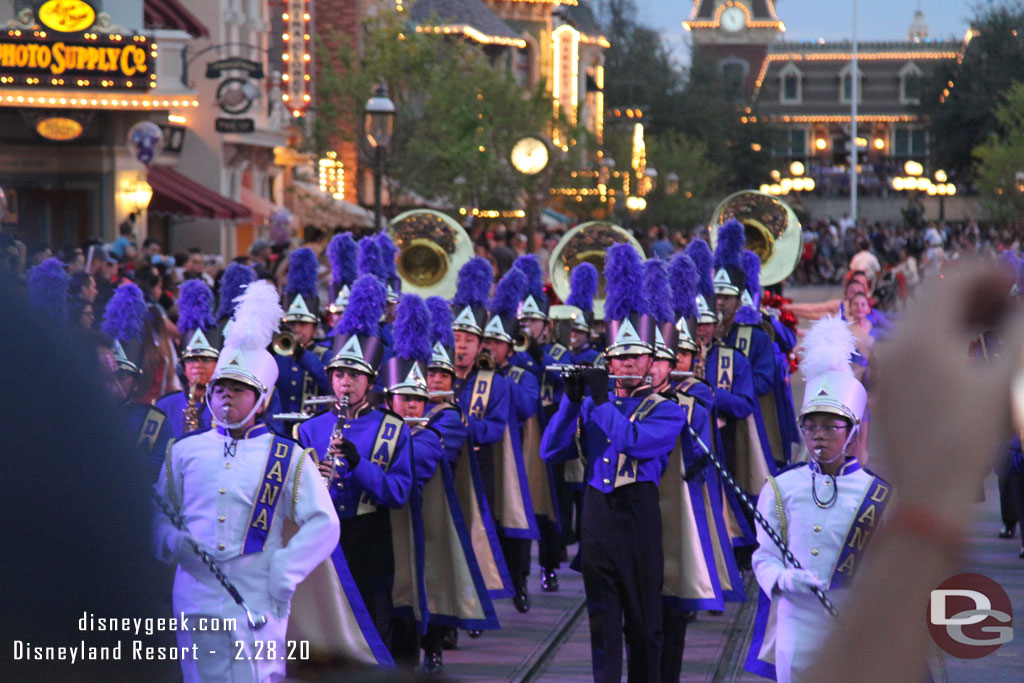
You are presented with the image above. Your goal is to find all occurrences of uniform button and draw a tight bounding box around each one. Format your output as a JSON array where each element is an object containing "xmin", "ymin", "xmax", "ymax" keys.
[
  {"xmin": 225, "ymin": 462, "xmax": 231, "ymax": 469},
  {"xmin": 219, "ymin": 488, "xmax": 226, "ymax": 495},
  {"xmin": 343, "ymin": 424, "xmax": 351, "ymax": 430},
  {"xmin": 810, "ymin": 548, "xmax": 819, "ymax": 556},
  {"xmin": 291, "ymin": 380, "xmax": 298, "ymax": 386},
  {"xmin": 615, "ymin": 400, "xmax": 622, "ymax": 406},
  {"xmin": 603, "ymin": 478, "xmax": 611, "ymax": 485},
  {"xmin": 603, "ymin": 457, "xmax": 610, "ymax": 464},
  {"xmin": 217, "ymin": 543, "xmax": 225, "ymax": 551},
  {"xmin": 824, "ymin": 480, "xmax": 832, "ymax": 487},
  {"xmin": 339, "ymin": 505, "xmax": 346, "ymax": 512},
  {"xmin": 813, "ymin": 525, "xmax": 822, "ymax": 533},
  {"xmin": 218, "ymin": 516, "xmax": 226, "ymax": 523}
]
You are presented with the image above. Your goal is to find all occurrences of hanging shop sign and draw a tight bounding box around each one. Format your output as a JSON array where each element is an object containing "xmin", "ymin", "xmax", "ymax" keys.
[
  {"xmin": 36, "ymin": 116, "xmax": 84, "ymax": 140},
  {"xmin": 215, "ymin": 118, "xmax": 255, "ymax": 133},
  {"xmin": 37, "ymin": 0, "xmax": 97, "ymax": 34},
  {"xmin": 0, "ymin": 30, "xmax": 154, "ymax": 90},
  {"xmin": 206, "ymin": 57, "xmax": 264, "ymax": 80}
]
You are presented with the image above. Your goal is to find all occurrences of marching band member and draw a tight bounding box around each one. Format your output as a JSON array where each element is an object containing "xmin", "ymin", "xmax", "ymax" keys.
[
  {"xmin": 324, "ymin": 232, "xmax": 358, "ymax": 330},
  {"xmin": 275, "ymin": 247, "xmax": 331, "ymax": 415},
  {"xmin": 425, "ymin": 294, "xmax": 508, "ymax": 652},
  {"xmin": 643, "ymin": 258, "xmax": 729, "ymax": 682},
  {"xmin": 713, "ymin": 221, "xmax": 780, "ymax": 468},
  {"xmin": 152, "ymin": 280, "xmax": 339, "ymax": 683},
  {"xmin": 298, "ymin": 273, "xmax": 413, "ymax": 649},
  {"xmin": 157, "ymin": 280, "xmax": 220, "ymax": 438},
  {"xmin": 483, "ymin": 267, "xmax": 543, "ymax": 610},
  {"xmin": 100, "ymin": 283, "xmax": 172, "ymax": 477},
  {"xmin": 746, "ymin": 317, "xmax": 889, "ymax": 682},
  {"xmin": 670, "ymin": 252, "xmax": 747, "ymax": 606},
  {"xmin": 541, "ymin": 244, "xmax": 684, "ymax": 683}
]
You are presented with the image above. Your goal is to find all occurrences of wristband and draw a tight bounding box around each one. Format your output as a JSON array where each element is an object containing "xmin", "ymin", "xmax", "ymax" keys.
[{"xmin": 883, "ymin": 503, "xmax": 964, "ymax": 560}]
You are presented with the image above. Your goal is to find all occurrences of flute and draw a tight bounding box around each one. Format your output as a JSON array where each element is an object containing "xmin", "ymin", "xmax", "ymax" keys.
[{"xmin": 545, "ymin": 364, "xmax": 644, "ymax": 380}]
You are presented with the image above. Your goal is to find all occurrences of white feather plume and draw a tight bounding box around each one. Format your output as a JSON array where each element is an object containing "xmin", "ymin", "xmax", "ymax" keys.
[
  {"xmin": 223, "ymin": 280, "xmax": 282, "ymax": 351},
  {"xmin": 800, "ymin": 315, "xmax": 856, "ymax": 381}
]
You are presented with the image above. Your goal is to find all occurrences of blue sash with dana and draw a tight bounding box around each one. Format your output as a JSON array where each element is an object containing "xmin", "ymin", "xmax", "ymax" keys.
[
  {"xmin": 829, "ymin": 476, "xmax": 892, "ymax": 589},
  {"xmin": 242, "ymin": 436, "xmax": 295, "ymax": 555}
]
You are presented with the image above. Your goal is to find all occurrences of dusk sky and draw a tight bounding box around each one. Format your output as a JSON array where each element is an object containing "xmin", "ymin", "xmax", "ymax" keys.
[{"xmin": 632, "ymin": 1, "xmax": 975, "ymax": 67}]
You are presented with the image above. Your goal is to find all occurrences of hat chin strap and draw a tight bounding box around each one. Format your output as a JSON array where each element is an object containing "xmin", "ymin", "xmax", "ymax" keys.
[{"xmin": 206, "ymin": 391, "xmax": 267, "ymax": 431}]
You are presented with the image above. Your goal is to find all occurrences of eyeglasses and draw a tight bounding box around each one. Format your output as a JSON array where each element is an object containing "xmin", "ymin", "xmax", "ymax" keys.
[{"xmin": 800, "ymin": 424, "xmax": 847, "ymax": 436}]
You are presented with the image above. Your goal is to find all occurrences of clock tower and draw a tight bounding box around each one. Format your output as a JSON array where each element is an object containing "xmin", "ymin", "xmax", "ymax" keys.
[{"xmin": 684, "ymin": 1, "xmax": 785, "ymax": 97}]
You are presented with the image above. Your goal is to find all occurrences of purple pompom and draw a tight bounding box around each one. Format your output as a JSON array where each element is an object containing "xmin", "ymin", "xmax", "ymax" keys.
[
  {"xmin": 285, "ymin": 247, "xmax": 319, "ymax": 298},
  {"xmin": 426, "ymin": 296, "xmax": 455, "ymax": 347},
  {"xmin": 604, "ymin": 244, "xmax": 646, "ymax": 320},
  {"xmin": 177, "ymin": 279, "xmax": 216, "ymax": 337},
  {"xmin": 669, "ymin": 253, "xmax": 698, "ymax": 320},
  {"xmin": 101, "ymin": 283, "xmax": 147, "ymax": 343},
  {"xmin": 565, "ymin": 262, "xmax": 598, "ymax": 312},
  {"xmin": 741, "ymin": 249, "xmax": 761, "ymax": 297},
  {"xmin": 490, "ymin": 268, "xmax": 527, "ymax": 317},
  {"xmin": 336, "ymin": 274, "xmax": 386, "ymax": 337},
  {"xmin": 376, "ymin": 232, "xmax": 399, "ymax": 281},
  {"xmin": 642, "ymin": 259, "xmax": 674, "ymax": 323},
  {"xmin": 27, "ymin": 257, "xmax": 69, "ymax": 321},
  {"xmin": 217, "ymin": 263, "xmax": 256, "ymax": 319},
  {"xmin": 685, "ymin": 239, "xmax": 715, "ymax": 305},
  {"xmin": 452, "ymin": 257, "xmax": 493, "ymax": 308},
  {"xmin": 327, "ymin": 233, "xmax": 359, "ymax": 287},
  {"xmin": 713, "ymin": 219, "xmax": 745, "ymax": 270},
  {"xmin": 512, "ymin": 254, "xmax": 545, "ymax": 300},
  {"xmin": 357, "ymin": 236, "xmax": 384, "ymax": 281}
]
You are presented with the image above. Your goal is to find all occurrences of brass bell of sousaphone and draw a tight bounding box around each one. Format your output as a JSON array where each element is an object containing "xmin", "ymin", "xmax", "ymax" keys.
[
  {"xmin": 709, "ymin": 190, "xmax": 803, "ymax": 286},
  {"xmin": 387, "ymin": 209, "xmax": 474, "ymax": 299},
  {"xmin": 549, "ymin": 221, "xmax": 646, "ymax": 320}
]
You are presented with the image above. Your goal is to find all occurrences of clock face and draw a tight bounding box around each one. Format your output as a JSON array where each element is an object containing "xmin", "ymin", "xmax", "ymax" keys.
[
  {"xmin": 510, "ymin": 136, "xmax": 549, "ymax": 175},
  {"xmin": 721, "ymin": 6, "xmax": 746, "ymax": 32}
]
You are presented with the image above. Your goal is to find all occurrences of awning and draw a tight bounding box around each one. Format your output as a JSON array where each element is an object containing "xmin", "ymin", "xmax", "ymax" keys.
[
  {"xmin": 291, "ymin": 181, "xmax": 373, "ymax": 229},
  {"xmin": 144, "ymin": 0, "xmax": 210, "ymax": 38},
  {"xmin": 148, "ymin": 166, "xmax": 251, "ymax": 220}
]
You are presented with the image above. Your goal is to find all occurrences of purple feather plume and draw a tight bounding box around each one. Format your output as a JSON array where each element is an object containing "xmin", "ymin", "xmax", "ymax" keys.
[
  {"xmin": 357, "ymin": 236, "xmax": 384, "ymax": 281},
  {"xmin": 393, "ymin": 294, "xmax": 432, "ymax": 363},
  {"xmin": 101, "ymin": 283, "xmax": 147, "ymax": 343},
  {"xmin": 685, "ymin": 239, "xmax": 715, "ymax": 305},
  {"xmin": 177, "ymin": 279, "xmax": 216, "ymax": 337},
  {"xmin": 217, "ymin": 262, "xmax": 256, "ymax": 319},
  {"xmin": 453, "ymin": 257, "xmax": 493, "ymax": 308},
  {"xmin": 376, "ymin": 232, "xmax": 399, "ymax": 281},
  {"xmin": 490, "ymin": 268, "xmax": 527, "ymax": 317},
  {"xmin": 327, "ymin": 233, "xmax": 358, "ymax": 287},
  {"xmin": 741, "ymin": 249, "xmax": 761, "ymax": 296},
  {"xmin": 669, "ymin": 253, "xmax": 698, "ymax": 321},
  {"xmin": 565, "ymin": 262, "xmax": 598, "ymax": 312},
  {"xmin": 643, "ymin": 259, "xmax": 674, "ymax": 323},
  {"xmin": 604, "ymin": 244, "xmax": 647, "ymax": 320},
  {"xmin": 426, "ymin": 296, "xmax": 455, "ymax": 347},
  {"xmin": 285, "ymin": 246, "xmax": 318, "ymax": 297},
  {"xmin": 335, "ymin": 274, "xmax": 385, "ymax": 337},
  {"xmin": 512, "ymin": 254, "xmax": 545, "ymax": 300},
  {"xmin": 27, "ymin": 257, "xmax": 69, "ymax": 321},
  {"xmin": 713, "ymin": 219, "xmax": 746, "ymax": 270}
]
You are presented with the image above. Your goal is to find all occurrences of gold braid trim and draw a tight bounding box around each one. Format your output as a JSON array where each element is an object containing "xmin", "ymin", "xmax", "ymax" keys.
[
  {"xmin": 767, "ymin": 474, "xmax": 788, "ymax": 554},
  {"xmin": 292, "ymin": 447, "xmax": 315, "ymax": 519},
  {"xmin": 164, "ymin": 438, "xmax": 178, "ymax": 509}
]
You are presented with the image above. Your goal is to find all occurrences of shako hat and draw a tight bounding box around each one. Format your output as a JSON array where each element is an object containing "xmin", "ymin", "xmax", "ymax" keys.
[
  {"xmin": 484, "ymin": 267, "xmax": 527, "ymax": 345},
  {"xmin": 513, "ymin": 254, "xmax": 549, "ymax": 321},
  {"xmin": 326, "ymin": 232, "xmax": 358, "ymax": 315},
  {"xmin": 643, "ymin": 258, "xmax": 677, "ymax": 361},
  {"xmin": 685, "ymin": 238, "xmax": 717, "ymax": 325},
  {"xmin": 603, "ymin": 243, "xmax": 655, "ymax": 357},
  {"xmin": 712, "ymin": 219, "xmax": 746, "ymax": 296},
  {"xmin": 327, "ymin": 273, "xmax": 387, "ymax": 375},
  {"xmin": 799, "ymin": 316, "xmax": 867, "ymax": 424},
  {"xmin": 381, "ymin": 293, "xmax": 432, "ymax": 398},
  {"xmin": 283, "ymin": 246, "xmax": 320, "ymax": 323},
  {"xmin": 669, "ymin": 251, "xmax": 699, "ymax": 353},
  {"xmin": 101, "ymin": 282, "xmax": 148, "ymax": 375},
  {"xmin": 426, "ymin": 295, "xmax": 456, "ymax": 375},
  {"xmin": 451, "ymin": 257, "xmax": 493, "ymax": 335},
  {"xmin": 177, "ymin": 279, "xmax": 222, "ymax": 360}
]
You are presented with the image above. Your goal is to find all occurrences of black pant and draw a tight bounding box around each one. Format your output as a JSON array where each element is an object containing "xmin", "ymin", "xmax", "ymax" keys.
[
  {"xmin": 422, "ymin": 624, "xmax": 445, "ymax": 657},
  {"xmin": 390, "ymin": 613, "xmax": 419, "ymax": 668},
  {"xmin": 340, "ymin": 508, "xmax": 394, "ymax": 648},
  {"xmin": 501, "ymin": 535, "xmax": 531, "ymax": 593},
  {"xmin": 538, "ymin": 515, "xmax": 563, "ymax": 570},
  {"xmin": 660, "ymin": 605, "xmax": 691, "ymax": 683},
  {"xmin": 999, "ymin": 471, "xmax": 1019, "ymax": 529},
  {"xmin": 581, "ymin": 482, "xmax": 663, "ymax": 683}
]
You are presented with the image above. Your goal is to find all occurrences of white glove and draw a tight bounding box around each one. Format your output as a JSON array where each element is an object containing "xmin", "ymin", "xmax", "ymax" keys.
[{"xmin": 776, "ymin": 568, "xmax": 824, "ymax": 594}]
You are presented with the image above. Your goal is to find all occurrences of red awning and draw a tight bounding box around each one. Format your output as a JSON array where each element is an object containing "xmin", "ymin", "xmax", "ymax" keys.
[
  {"xmin": 144, "ymin": 0, "xmax": 210, "ymax": 38},
  {"xmin": 147, "ymin": 166, "xmax": 251, "ymax": 220}
]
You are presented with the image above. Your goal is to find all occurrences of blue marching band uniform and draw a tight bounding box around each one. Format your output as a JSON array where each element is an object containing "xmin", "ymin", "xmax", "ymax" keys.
[{"xmin": 107, "ymin": 225, "xmax": 818, "ymax": 680}]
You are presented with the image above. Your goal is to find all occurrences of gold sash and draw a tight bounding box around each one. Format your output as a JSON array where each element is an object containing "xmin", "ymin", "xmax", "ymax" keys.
[
  {"xmin": 356, "ymin": 413, "xmax": 404, "ymax": 515},
  {"xmin": 703, "ymin": 480, "xmax": 736, "ymax": 594},
  {"xmin": 738, "ymin": 325, "xmax": 785, "ymax": 462},
  {"xmin": 509, "ymin": 367, "xmax": 555, "ymax": 520},
  {"xmin": 391, "ymin": 489, "xmax": 421, "ymax": 621},
  {"xmin": 718, "ymin": 347, "xmax": 771, "ymax": 495}
]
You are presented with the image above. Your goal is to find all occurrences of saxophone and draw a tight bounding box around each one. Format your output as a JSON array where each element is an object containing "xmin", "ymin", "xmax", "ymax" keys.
[
  {"xmin": 693, "ymin": 342, "xmax": 709, "ymax": 381},
  {"xmin": 184, "ymin": 381, "xmax": 205, "ymax": 433}
]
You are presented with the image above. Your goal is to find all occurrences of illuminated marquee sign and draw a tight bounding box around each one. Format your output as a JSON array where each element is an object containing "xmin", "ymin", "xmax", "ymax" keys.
[
  {"xmin": 281, "ymin": 0, "xmax": 312, "ymax": 118},
  {"xmin": 552, "ymin": 25, "xmax": 579, "ymax": 126},
  {"xmin": 0, "ymin": 31, "xmax": 154, "ymax": 90},
  {"xmin": 38, "ymin": 0, "xmax": 96, "ymax": 33},
  {"xmin": 36, "ymin": 116, "xmax": 84, "ymax": 140}
]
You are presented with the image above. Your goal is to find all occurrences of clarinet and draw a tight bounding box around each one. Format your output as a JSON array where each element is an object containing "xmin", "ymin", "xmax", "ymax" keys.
[{"xmin": 324, "ymin": 394, "xmax": 350, "ymax": 487}]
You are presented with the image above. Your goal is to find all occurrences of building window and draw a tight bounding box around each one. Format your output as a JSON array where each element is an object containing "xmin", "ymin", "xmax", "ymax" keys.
[
  {"xmin": 720, "ymin": 59, "xmax": 749, "ymax": 99},
  {"xmin": 899, "ymin": 62, "xmax": 922, "ymax": 105},
  {"xmin": 779, "ymin": 63, "xmax": 802, "ymax": 103},
  {"xmin": 839, "ymin": 64, "xmax": 863, "ymax": 104},
  {"xmin": 776, "ymin": 128, "xmax": 807, "ymax": 157},
  {"xmin": 893, "ymin": 127, "xmax": 927, "ymax": 157}
]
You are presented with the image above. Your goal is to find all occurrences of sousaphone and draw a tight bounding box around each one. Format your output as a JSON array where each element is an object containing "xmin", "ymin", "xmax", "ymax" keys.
[
  {"xmin": 388, "ymin": 209, "xmax": 474, "ymax": 299},
  {"xmin": 548, "ymin": 221, "xmax": 646, "ymax": 320},
  {"xmin": 709, "ymin": 190, "xmax": 803, "ymax": 286}
]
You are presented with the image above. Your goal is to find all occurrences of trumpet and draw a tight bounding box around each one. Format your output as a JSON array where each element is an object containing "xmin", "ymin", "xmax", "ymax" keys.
[
  {"xmin": 475, "ymin": 349, "xmax": 496, "ymax": 371},
  {"xmin": 513, "ymin": 331, "xmax": 531, "ymax": 354},
  {"xmin": 272, "ymin": 330, "xmax": 297, "ymax": 356},
  {"xmin": 545, "ymin": 364, "xmax": 644, "ymax": 381},
  {"xmin": 325, "ymin": 394, "xmax": 351, "ymax": 487}
]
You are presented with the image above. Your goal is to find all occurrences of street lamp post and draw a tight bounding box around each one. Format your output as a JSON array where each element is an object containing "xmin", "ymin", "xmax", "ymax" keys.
[{"xmin": 365, "ymin": 84, "xmax": 396, "ymax": 232}]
